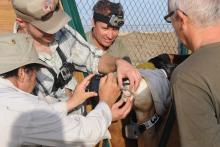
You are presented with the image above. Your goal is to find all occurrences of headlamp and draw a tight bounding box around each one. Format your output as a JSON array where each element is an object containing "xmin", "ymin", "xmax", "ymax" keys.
[
  {"xmin": 109, "ymin": 14, "xmax": 124, "ymax": 27},
  {"xmin": 93, "ymin": 12, "xmax": 124, "ymax": 28}
]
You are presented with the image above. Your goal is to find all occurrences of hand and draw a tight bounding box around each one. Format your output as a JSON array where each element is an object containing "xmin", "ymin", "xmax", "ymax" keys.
[
  {"xmin": 111, "ymin": 99, "xmax": 133, "ymax": 121},
  {"xmin": 99, "ymin": 73, "xmax": 121, "ymax": 108},
  {"xmin": 116, "ymin": 59, "xmax": 141, "ymax": 90},
  {"xmin": 66, "ymin": 74, "xmax": 97, "ymax": 112}
]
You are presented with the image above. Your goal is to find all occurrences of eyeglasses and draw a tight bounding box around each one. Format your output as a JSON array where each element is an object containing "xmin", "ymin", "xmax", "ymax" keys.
[
  {"xmin": 164, "ymin": 11, "xmax": 175, "ymax": 23},
  {"xmin": 164, "ymin": 10, "xmax": 188, "ymax": 23}
]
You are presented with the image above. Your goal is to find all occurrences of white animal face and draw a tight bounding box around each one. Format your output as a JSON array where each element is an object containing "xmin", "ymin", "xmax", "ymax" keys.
[{"xmin": 121, "ymin": 78, "xmax": 154, "ymax": 112}]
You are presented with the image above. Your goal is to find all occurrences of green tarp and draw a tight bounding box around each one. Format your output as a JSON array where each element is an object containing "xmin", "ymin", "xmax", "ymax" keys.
[{"xmin": 61, "ymin": 0, "xmax": 86, "ymax": 40}]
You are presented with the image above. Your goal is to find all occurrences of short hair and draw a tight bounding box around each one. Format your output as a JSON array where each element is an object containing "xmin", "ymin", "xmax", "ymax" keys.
[
  {"xmin": 168, "ymin": 0, "xmax": 220, "ymax": 26},
  {"xmin": 93, "ymin": 0, "xmax": 124, "ymax": 17}
]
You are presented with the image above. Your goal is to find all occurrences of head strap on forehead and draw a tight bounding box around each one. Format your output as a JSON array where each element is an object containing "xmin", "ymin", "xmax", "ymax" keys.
[
  {"xmin": 93, "ymin": 1, "xmax": 124, "ymax": 28},
  {"xmin": 93, "ymin": 12, "xmax": 124, "ymax": 28}
]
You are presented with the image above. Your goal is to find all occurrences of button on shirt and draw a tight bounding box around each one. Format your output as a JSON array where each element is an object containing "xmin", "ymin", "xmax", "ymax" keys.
[{"xmin": 0, "ymin": 77, "xmax": 111, "ymax": 147}]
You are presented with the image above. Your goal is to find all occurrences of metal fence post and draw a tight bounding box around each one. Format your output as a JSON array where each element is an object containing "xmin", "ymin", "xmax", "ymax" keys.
[{"xmin": 61, "ymin": 0, "xmax": 86, "ymax": 40}]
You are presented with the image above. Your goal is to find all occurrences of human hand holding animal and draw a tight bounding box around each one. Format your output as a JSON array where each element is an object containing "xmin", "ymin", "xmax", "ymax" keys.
[
  {"xmin": 99, "ymin": 73, "xmax": 121, "ymax": 108},
  {"xmin": 111, "ymin": 99, "xmax": 133, "ymax": 121},
  {"xmin": 66, "ymin": 74, "xmax": 98, "ymax": 112},
  {"xmin": 116, "ymin": 59, "xmax": 141, "ymax": 90}
]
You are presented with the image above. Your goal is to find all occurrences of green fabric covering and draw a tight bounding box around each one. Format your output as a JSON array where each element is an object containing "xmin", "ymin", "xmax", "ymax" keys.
[
  {"xmin": 179, "ymin": 42, "xmax": 188, "ymax": 55},
  {"xmin": 61, "ymin": 0, "xmax": 86, "ymax": 40},
  {"xmin": 61, "ymin": 0, "xmax": 87, "ymax": 77},
  {"xmin": 103, "ymin": 139, "xmax": 111, "ymax": 147}
]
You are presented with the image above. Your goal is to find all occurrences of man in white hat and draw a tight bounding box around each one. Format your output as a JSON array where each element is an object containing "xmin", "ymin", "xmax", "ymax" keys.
[{"xmin": 0, "ymin": 33, "xmax": 121, "ymax": 146}]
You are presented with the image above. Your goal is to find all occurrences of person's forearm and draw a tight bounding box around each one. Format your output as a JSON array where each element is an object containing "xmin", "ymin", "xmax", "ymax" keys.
[
  {"xmin": 98, "ymin": 54, "xmax": 119, "ymax": 73},
  {"xmin": 27, "ymin": 101, "xmax": 112, "ymax": 146}
]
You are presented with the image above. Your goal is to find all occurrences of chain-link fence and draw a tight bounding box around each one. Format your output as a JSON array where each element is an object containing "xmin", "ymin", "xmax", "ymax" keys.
[{"xmin": 75, "ymin": 0, "xmax": 178, "ymax": 65}]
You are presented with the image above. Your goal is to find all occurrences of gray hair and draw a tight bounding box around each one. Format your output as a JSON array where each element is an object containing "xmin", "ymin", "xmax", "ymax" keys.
[{"xmin": 168, "ymin": 0, "xmax": 220, "ymax": 26}]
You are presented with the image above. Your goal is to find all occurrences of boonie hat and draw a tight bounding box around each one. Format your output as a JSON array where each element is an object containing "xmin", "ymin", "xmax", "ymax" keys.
[
  {"xmin": 0, "ymin": 33, "xmax": 48, "ymax": 74},
  {"xmin": 12, "ymin": 0, "xmax": 71, "ymax": 34}
]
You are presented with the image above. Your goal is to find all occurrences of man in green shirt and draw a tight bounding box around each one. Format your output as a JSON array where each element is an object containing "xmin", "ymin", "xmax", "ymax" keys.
[
  {"xmin": 86, "ymin": 1, "xmax": 178, "ymax": 147},
  {"xmin": 166, "ymin": 0, "xmax": 220, "ymax": 146},
  {"xmin": 86, "ymin": 1, "xmax": 135, "ymax": 146},
  {"xmin": 86, "ymin": 1, "xmax": 171, "ymax": 147},
  {"xmin": 86, "ymin": 0, "xmax": 130, "ymax": 61}
]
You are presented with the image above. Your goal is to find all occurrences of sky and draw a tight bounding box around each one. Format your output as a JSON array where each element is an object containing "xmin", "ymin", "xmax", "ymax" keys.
[{"xmin": 75, "ymin": 0, "xmax": 174, "ymax": 32}]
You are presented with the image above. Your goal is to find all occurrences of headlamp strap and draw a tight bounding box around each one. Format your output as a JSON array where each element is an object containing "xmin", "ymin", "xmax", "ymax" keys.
[
  {"xmin": 93, "ymin": 12, "xmax": 124, "ymax": 28},
  {"xmin": 93, "ymin": 12, "xmax": 111, "ymax": 25}
]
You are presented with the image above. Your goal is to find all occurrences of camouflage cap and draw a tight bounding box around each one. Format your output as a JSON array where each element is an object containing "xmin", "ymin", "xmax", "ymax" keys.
[{"xmin": 12, "ymin": 0, "xmax": 71, "ymax": 34}]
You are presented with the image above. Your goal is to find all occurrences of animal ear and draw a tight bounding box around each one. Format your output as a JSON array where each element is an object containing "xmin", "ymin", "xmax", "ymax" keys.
[
  {"xmin": 173, "ymin": 54, "xmax": 189, "ymax": 65},
  {"xmin": 148, "ymin": 54, "xmax": 171, "ymax": 68},
  {"xmin": 148, "ymin": 54, "xmax": 176, "ymax": 79}
]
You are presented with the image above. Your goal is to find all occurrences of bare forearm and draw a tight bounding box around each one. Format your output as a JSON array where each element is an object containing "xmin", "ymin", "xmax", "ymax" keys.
[
  {"xmin": 66, "ymin": 99, "xmax": 81, "ymax": 112},
  {"xmin": 98, "ymin": 54, "xmax": 119, "ymax": 73}
]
